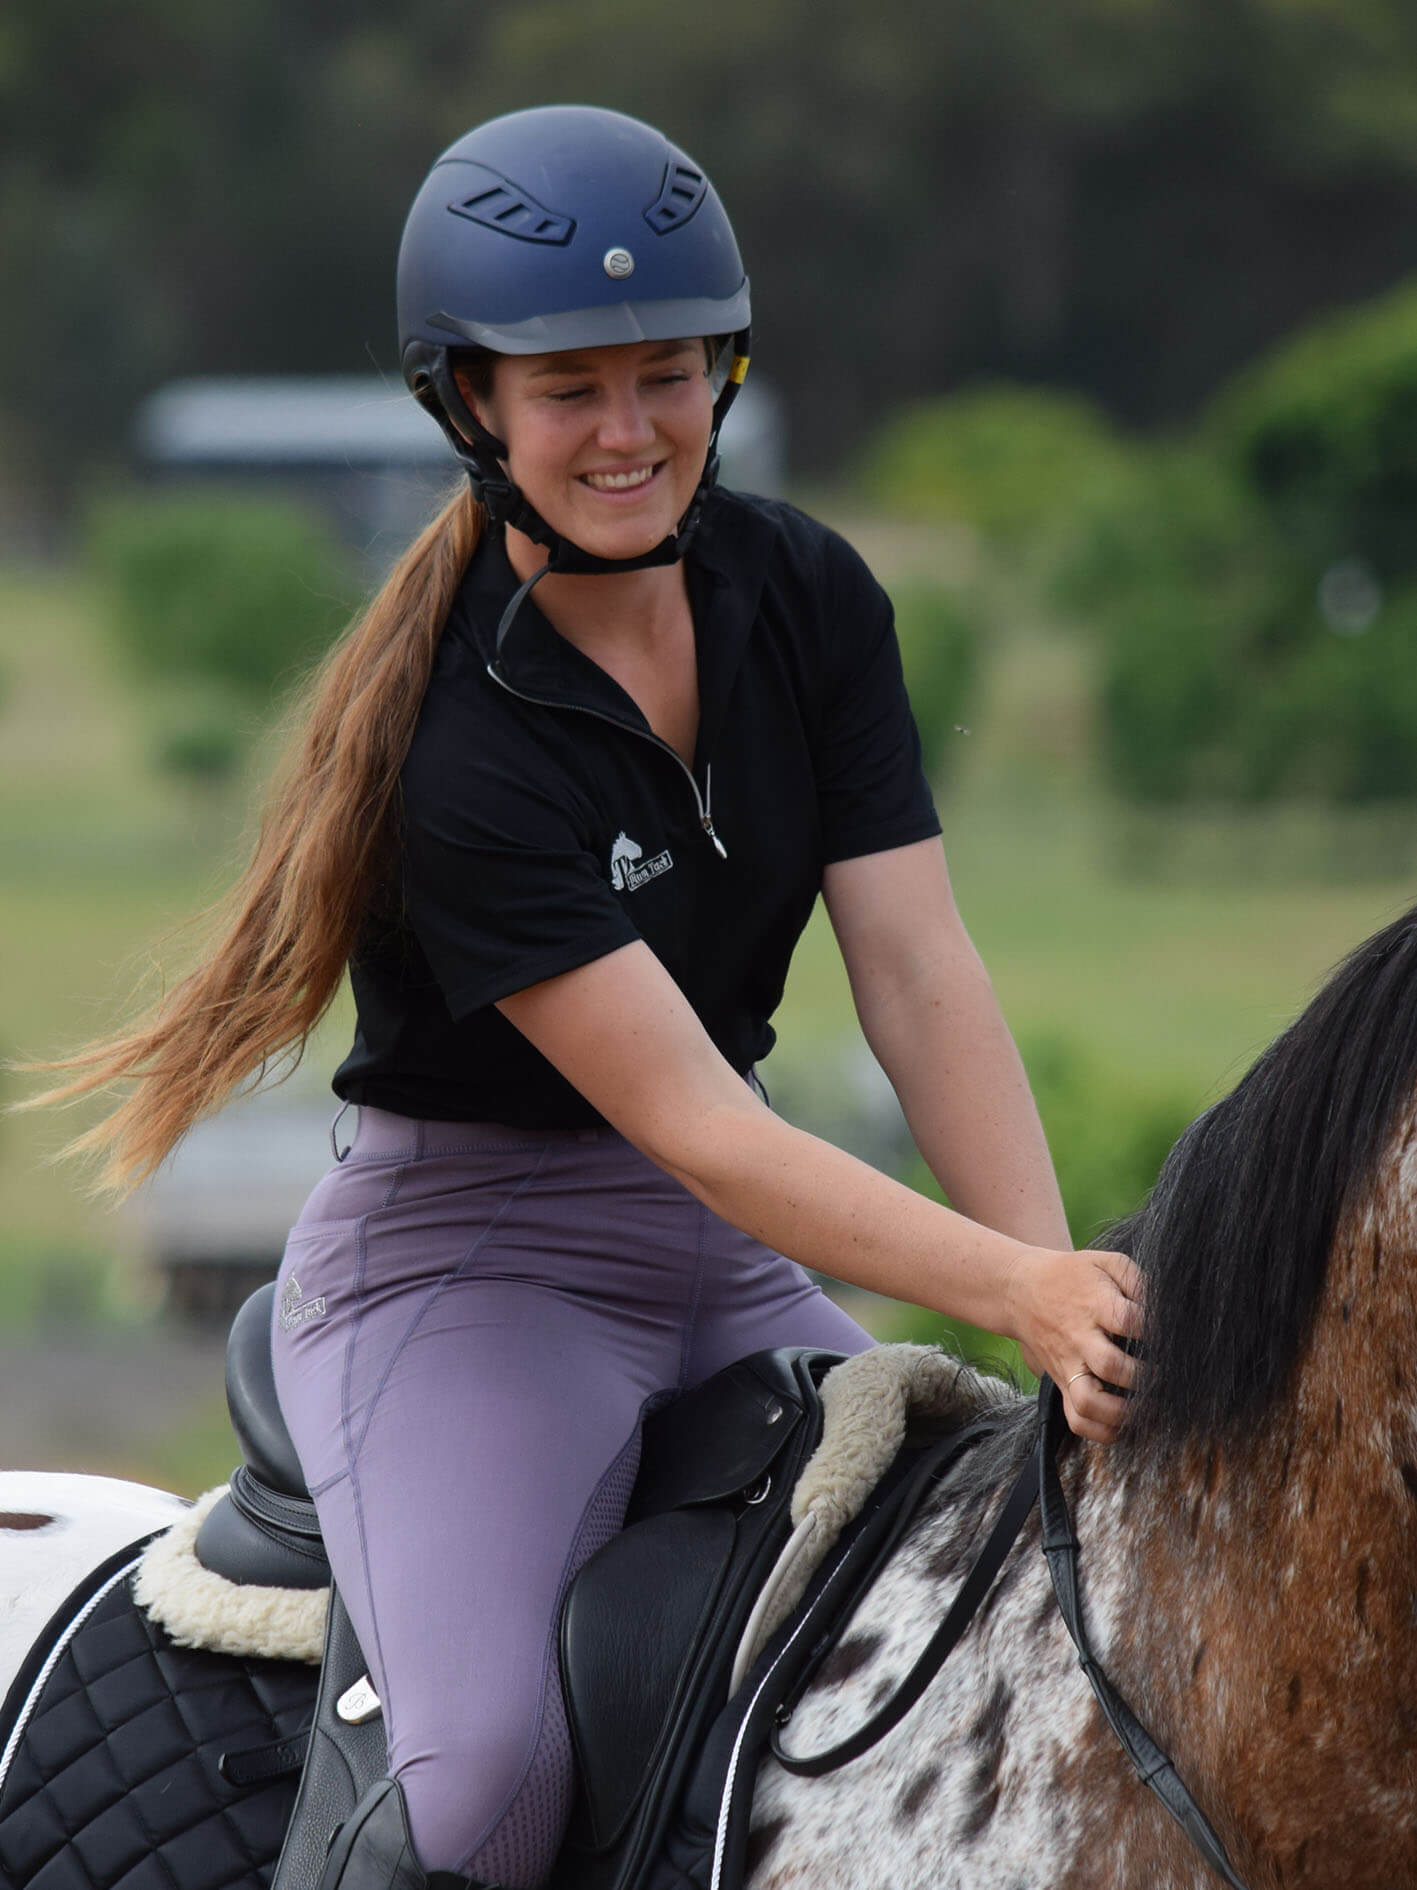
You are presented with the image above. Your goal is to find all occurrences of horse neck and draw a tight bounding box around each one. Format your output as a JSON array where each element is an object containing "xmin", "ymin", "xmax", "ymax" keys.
[{"xmin": 1075, "ymin": 1150, "xmax": 1417, "ymax": 1887}]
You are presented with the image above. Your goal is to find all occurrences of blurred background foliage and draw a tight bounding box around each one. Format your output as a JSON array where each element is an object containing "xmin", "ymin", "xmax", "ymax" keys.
[
  {"xmin": 5, "ymin": 0, "xmax": 1417, "ymax": 1482},
  {"xmin": 88, "ymin": 492, "xmax": 356, "ymax": 784},
  {"xmin": 1049, "ymin": 278, "xmax": 1417, "ymax": 803},
  {"xmin": 6, "ymin": 0, "xmax": 1417, "ymax": 515}
]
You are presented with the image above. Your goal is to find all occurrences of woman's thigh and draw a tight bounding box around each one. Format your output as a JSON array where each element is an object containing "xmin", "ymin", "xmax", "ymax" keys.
[
  {"xmin": 270, "ymin": 1120, "xmax": 693, "ymax": 1877},
  {"xmin": 682, "ymin": 1211, "xmax": 876, "ymax": 1388},
  {"xmin": 287, "ymin": 1271, "xmax": 654, "ymax": 1875}
]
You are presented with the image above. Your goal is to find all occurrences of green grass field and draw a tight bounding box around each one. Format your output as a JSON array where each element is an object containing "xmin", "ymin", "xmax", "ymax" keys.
[{"xmin": 4, "ymin": 535, "xmax": 1414, "ymax": 1490}]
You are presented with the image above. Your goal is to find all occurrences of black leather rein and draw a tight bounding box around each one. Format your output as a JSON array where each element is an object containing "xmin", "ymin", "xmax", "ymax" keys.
[
  {"xmin": 770, "ymin": 1378, "xmax": 1253, "ymax": 1890},
  {"xmin": 1038, "ymin": 1377, "xmax": 1252, "ymax": 1890}
]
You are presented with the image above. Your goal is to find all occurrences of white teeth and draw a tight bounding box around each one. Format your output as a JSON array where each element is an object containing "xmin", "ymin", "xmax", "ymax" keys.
[{"xmin": 583, "ymin": 465, "xmax": 657, "ymax": 491}]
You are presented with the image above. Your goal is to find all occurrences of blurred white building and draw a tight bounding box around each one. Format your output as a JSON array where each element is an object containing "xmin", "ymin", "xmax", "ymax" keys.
[
  {"xmin": 134, "ymin": 373, "xmax": 786, "ymax": 573},
  {"xmin": 123, "ymin": 1091, "xmax": 336, "ymax": 1322}
]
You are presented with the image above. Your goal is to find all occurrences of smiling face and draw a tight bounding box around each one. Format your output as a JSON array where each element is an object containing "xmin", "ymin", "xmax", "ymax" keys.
[{"xmin": 457, "ymin": 337, "xmax": 715, "ymax": 562}]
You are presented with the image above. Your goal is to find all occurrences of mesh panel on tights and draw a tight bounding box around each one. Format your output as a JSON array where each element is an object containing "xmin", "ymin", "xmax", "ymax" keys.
[{"xmin": 464, "ymin": 1428, "xmax": 643, "ymax": 1890}]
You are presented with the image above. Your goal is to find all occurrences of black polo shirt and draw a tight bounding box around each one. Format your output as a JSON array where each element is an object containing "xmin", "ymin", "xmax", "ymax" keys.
[{"xmin": 332, "ymin": 488, "xmax": 941, "ymax": 1127}]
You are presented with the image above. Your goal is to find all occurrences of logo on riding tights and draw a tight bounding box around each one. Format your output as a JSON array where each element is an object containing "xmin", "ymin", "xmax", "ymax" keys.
[
  {"xmin": 278, "ymin": 1276, "xmax": 327, "ymax": 1331},
  {"xmin": 609, "ymin": 830, "xmax": 673, "ymax": 893}
]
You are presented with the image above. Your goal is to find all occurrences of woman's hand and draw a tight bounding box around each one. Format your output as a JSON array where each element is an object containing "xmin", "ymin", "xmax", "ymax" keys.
[{"xmin": 1003, "ymin": 1246, "xmax": 1144, "ymax": 1443}]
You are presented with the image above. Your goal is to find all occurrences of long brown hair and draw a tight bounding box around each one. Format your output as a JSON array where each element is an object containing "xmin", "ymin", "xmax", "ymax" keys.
[{"xmin": 28, "ymin": 483, "xmax": 486, "ymax": 1192}]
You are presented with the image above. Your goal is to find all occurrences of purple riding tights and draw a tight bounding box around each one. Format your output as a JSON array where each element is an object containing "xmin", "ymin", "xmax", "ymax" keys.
[{"xmin": 271, "ymin": 1106, "xmax": 872, "ymax": 1888}]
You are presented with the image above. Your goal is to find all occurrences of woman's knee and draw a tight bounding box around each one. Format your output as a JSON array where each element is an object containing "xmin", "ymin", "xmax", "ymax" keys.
[{"xmin": 394, "ymin": 1708, "xmax": 573, "ymax": 1883}]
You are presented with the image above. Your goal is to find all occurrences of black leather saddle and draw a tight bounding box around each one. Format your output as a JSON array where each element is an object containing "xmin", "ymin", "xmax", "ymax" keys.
[
  {"xmin": 195, "ymin": 1285, "xmax": 329, "ymax": 1590},
  {"xmin": 199, "ymin": 1286, "xmax": 843, "ymax": 1890}
]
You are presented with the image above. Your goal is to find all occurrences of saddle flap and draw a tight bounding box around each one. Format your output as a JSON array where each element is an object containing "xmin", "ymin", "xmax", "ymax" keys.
[
  {"xmin": 557, "ymin": 1348, "xmax": 842, "ymax": 1880},
  {"xmin": 561, "ymin": 1506, "xmax": 736, "ymax": 1851}
]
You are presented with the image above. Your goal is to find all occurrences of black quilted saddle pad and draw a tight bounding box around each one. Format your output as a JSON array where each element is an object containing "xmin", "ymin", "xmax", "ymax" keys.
[{"xmin": 0, "ymin": 1541, "xmax": 317, "ymax": 1889}]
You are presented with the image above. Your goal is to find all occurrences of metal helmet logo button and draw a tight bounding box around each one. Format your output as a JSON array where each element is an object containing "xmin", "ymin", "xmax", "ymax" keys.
[{"xmin": 603, "ymin": 247, "xmax": 635, "ymax": 280}]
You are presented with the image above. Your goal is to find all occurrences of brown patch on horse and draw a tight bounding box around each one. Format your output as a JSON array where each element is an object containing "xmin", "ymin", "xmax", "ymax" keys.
[
  {"xmin": 894, "ymin": 1765, "xmax": 941, "ymax": 1824},
  {"xmin": 957, "ymin": 1681, "xmax": 1010, "ymax": 1842},
  {"xmin": 0, "ymin": 1512, "xmax": 53, "ymax": 1530},
  {"xmin": 744, "ymin": 1816, "xmax": 787, "ymax": 1880},
  {"xmin": 922, "ymin": 1535, "xmax": 966, "ymax": 1584},
  {"xmin": 815, "ymin": 1632, "xmax": 884, "ymax": 1689}
]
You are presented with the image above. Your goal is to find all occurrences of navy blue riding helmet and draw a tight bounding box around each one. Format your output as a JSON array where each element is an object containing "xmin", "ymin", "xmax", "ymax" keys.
[{"xmin": 397, "ymin": 105, "xmax": 753, "ymax": 578}]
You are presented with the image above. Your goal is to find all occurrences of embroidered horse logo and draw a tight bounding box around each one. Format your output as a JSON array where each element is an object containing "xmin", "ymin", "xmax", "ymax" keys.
[
  {"xmin": 609, "ymin": 831, "xmax": 643, "ymax": 892},
  {"xmin": 278, "ymin": 1276, "xmax": 327, "ymax": 1331}
]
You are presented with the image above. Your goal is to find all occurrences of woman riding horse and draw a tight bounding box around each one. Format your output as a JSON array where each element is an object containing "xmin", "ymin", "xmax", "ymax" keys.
[{"xmin": 37, "ymin": 105, "xmax": 1140, "ymax": 1890}]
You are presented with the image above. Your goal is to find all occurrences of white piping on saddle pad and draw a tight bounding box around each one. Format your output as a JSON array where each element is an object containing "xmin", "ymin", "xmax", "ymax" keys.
[
  {"xmin": 134, "ymin": 1486, "xmax": 328, "ymax": 1665},
  {"xmin": 0, "ymin": 1558, "xmax": 141, "ymax": 1796},
  {"xmin": 729, "ymin": 1343, "xmax": 1004, "ymax": 1695}
]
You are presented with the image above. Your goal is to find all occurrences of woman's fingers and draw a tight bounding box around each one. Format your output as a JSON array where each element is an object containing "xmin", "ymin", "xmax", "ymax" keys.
[
  {"xmin": 1097, "ymin": 1249, "xmax": 1146, "ymax": 1337},
  {"xmin": 1084, "ymin": 1332, "xmax": 1139, "ymax": 1393},
  {"xmin": 1064, "ymin": 1372, "xmax": 1129, "ymax": 1443},
  {"xmin": 1012, "ymin": 1244, "xmax": 1145, "ymax": 1442}
]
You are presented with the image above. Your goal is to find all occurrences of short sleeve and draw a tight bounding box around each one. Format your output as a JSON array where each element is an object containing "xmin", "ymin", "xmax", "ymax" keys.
[
  {"xmin": 813, "ymin": 539, "xmax": 942, "ymax": 865},
  {"xmin": 400, "ymin": 734, "xmax": 638, "ymax": 1021}
]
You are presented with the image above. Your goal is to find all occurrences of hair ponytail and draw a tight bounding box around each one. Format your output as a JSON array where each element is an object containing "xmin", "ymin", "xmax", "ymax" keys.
[{"xmin": 26, "ymin": 484, "xmax": 486, "ymax": 1192}]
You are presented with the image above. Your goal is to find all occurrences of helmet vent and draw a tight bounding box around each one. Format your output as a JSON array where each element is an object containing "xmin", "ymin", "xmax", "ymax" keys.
[
  {"xmin": 449, "ymin": 179, "xmax": 575, "ymax": 246},
  {"xmin": 643, "ymin": 162, "xmax": 707, "ymax": 234}
]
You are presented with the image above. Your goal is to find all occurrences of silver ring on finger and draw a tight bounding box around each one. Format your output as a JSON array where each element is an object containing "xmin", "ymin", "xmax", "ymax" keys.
[{"xmin": 1066, "ymin": 1369, "xmax": 1092, "ymax": 1388}]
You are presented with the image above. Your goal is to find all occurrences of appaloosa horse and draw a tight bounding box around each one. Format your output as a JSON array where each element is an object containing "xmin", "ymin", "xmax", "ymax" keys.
[
  {"xmin": 748, "ymin": 905, "xmax": 1417, "ymax": 1889},
  {"xmin": 8, "ymin": 906, "xmax": 1417, "ymax": 1890}
]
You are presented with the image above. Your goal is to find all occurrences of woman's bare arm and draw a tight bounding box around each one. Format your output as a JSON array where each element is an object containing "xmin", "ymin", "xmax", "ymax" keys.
[
  {"xmin": 497, "ymin": 940, "xmax": 1140, "ymax": 1440},
  {"xmin": 823, "ymin": 838, "xmax": 1071, "ymax": 1247}
]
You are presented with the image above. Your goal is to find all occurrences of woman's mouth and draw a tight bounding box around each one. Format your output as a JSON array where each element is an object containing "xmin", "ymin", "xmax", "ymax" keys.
[{"xmin": 580, "ymin": 462, "xmax": 663, "ymax": 493}]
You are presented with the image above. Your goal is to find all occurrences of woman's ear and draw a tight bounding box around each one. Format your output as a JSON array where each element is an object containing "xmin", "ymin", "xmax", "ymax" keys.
[{"xmin": 451, "ymin": 365, "xmax": 486, "ymax": 441}]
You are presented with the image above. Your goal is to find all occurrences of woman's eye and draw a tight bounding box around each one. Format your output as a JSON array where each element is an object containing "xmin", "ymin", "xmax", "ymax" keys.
[{"xmin": 546, "ymin": 387, "xmax": 591, "ymax": 403}]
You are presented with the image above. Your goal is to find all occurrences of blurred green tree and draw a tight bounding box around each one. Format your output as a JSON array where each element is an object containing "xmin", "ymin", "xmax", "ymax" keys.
[
  {"xmin": 5, "ymin": 0, "xmax": 1417, "ymax": 503},
  {"xmin": 1057, "ymin": 279, "xmax": 1417, "ymax": 804},
  {"xmin": 863, "ymin": 382, "xmax": 1134, "ymax": 547},
  {"xmin": 88, "ymin": 490, "xmax": 353, "ymax": 784},
  {"xmin": 891, "ymin": 582, "xmax": 985, "ymax": 787}
]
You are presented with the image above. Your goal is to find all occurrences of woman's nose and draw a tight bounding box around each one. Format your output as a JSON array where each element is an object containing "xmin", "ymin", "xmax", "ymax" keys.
[{"xmin": 595, "ymin": 387, "xmax": 657, "ymax": 451}]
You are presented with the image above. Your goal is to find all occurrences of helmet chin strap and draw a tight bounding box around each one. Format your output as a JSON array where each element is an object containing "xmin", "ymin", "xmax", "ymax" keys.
[{"xmin": 411, "ymin": 345, "xmax": 734, "ymax": 577}]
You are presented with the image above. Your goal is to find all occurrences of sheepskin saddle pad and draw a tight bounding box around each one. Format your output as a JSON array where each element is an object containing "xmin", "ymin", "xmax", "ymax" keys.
[{"xmin": 0, "ymin": 1535, "xmax": 316, "ymax": 1890}]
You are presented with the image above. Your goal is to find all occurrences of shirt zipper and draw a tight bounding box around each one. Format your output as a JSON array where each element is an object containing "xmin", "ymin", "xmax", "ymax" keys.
[{"xmin": 486, "ymin": 662, "xmax": 729, "ymax": 861}]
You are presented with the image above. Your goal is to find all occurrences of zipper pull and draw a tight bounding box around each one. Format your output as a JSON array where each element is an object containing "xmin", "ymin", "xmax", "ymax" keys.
[{"xmin": 701, "ymin": 760, "xmax": 728, "ymax": 859}]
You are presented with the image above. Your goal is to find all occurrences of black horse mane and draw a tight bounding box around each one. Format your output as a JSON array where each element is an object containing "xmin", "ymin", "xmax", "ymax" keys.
[{"xmin": 1105, "ymin": 903, "xmax": 1417, "ymax": 1447}]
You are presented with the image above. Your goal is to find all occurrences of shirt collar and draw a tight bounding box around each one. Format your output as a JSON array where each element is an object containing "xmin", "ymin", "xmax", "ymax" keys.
[{"xmin": 453, "ymin": 490, "xmax": 776, "ymax": 759}]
